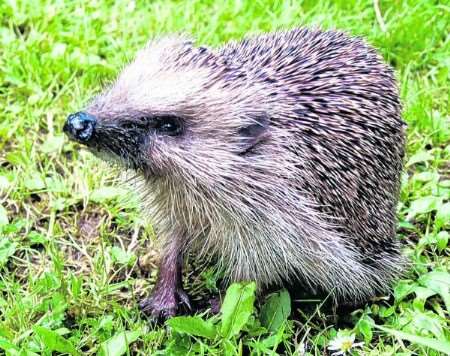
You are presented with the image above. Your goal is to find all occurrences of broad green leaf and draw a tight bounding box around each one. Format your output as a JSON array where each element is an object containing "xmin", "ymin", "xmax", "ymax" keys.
[
  {"xmin": 0, "ymin": 324, "xmax": 13, "ymax": 340},
  {"xmin": 98, "ymin": 315, "xmax": 114, "ymax": 331},
  {"xmin": 408, "ymin": 312, "xmax": 444, "ymax": 339},
  {"xmin": 109, "ymin": 246, "xmax": 136, "ymax": 266},
  {"xmin": 406, "ymin": 196, "xmax": 442, "ymax": 220},
  {"xmin": 220, "ymin": 282, "xmax": 256, "ymax": 338},
  {"xmin": 40, "ymin": 135, "xmax": 65, "ymax": 153},
  {"xmin": 90, "ymin": 187, "xmax": 128, "ymax": 203},
  {"xmin": 24, "ymin": 176, "xmax": 46, "ymax": 191},
  {"xmin": 406, "ymin": 151, "xmax": 433, "ymax": 167},
  {"xmin": 356, "ymin": 318, "xmax": 373, "ymax": 344},
  {"xmin": 27, "ymin": 231, "xmax": 47, "ymax": 245},
  {"xmin": 0, "ymin": 205, "xmax": 8, "ymax": 227},
  {"xmin": 33, "ymin": 326, "xmax": 78, "ymax": 355},
  {"xmin": 379, "ymin": 305, "xmax": 396, "ymax": 318},
  {"xmin": 222, "ymin": 339, "xmax": 238, "ymax": 355},
  {"xmin": 0, "ymin": 176, "xmax": 10, "ymax": 191},
  {"xmin": 415, "ymin": 284, "xmax": 440, "ymax": 302},
  {"xmin": 397, "ymin": 220, "xmax": 416, "ymax": 230},
  {"xmin": 435, "ymin": 202, "xmax": 450, "ymax": 228},
  {"xmin": 99, "ymin": 329, "xmax": 143, "ymax": 356},
  {"xmin": 245, "ymin": 325, "xmax": 286, "ymax": 354},
  {"xmin": 5, "ymin": 150, "xmax": 29, "ymax": 166},
  {"xmin": 374, "ymin": 325, "xmax": 450, "ymax": 354},
  {"xmin": 45, "ymin": 177, "xmax": 67, "ymax": 193},
  {"xmin": 36, "ymin": 272, "xmax": 62, "ymax": 291},
  {"xmin": 167, "ymin": 316, "xmax": 217, "ymax": 339},
  {"xmin": 50, "ymin": 197, "xmax": 68, "ymax": 211},
  {"xmin": 438, "ymin": 180, "xmax": 450, "ymax": 188},
  {"xmin": 0, "ymin": 238, "xmax": 16, "ymax": 267},
  {"xmin": 436, "ymin": 231, "xmax": 449, "ymax": 252},
  {"xmin": 260, "ymin": 323, "xmax": 286, "ymax": 349},
  {"xmin": 260, "ymin": 289, "xmax": 291, "ymax": 332},
  {"xmin": 0, "ymin": 337, "xmax": 19, "ymax": 352},
  {"xmin": 418, "ymin": 271, "xmax": 450, "ymax": 312},
  {"xmin": 393, "ymin": 280, "xmax": 417, "ymax": 301},
  {"xmin": 20, "ymin": 350, "xmax": 40, "ymax": 356},
  {"xmin": 413, "ymin": 172, "xmax": 439, "ymax": 182},
  {"xmin": 165, "ymin": 333, "xmax": 191, "ymax": 355},
  {"xmin": 50, "ymin": 43, "xmax": 67, "ymax": 58}
]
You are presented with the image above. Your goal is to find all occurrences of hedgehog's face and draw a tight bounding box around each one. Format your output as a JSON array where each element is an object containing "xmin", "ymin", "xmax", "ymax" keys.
[{"xmin": 64, "ymin": 37, "xmax": 270, "ymax": 179}]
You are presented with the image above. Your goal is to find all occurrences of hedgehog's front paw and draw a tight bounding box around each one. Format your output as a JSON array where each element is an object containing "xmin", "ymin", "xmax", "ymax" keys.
[
  {"xmin": 208, "ymin": 296, "xmax": 222, "ymax": 315},
  {"xmin": 139, "ymin": 287, "xmax": 191, "ymax": 322},
  {"xmin": 139, "ymin": 295, "xmax": 177, "ymax": 321}
]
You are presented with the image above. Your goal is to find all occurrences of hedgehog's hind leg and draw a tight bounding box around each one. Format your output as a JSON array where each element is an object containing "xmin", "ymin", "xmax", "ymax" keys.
[{"xmin": 139, "ymin": 237, "xmax": 191, "ymax": 322}]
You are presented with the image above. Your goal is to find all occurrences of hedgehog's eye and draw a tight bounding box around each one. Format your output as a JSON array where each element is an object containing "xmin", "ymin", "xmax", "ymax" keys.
[
  {"xmin": 120, "ymin": 121, "xmax": 139, "ymax": 130},
  {"xmin": 120, "ymin": 119, "xmax": 147, "ymax": 130},
  {"xmin": 155, "ymin": 116, "xmax": 183, "ymax": 136}
]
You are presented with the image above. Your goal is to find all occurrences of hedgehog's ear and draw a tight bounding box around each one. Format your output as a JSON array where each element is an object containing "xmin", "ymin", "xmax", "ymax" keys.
[
  {"xmin": 237, "ymin": 113, "xmax": 270, "ymax": 154},
  {"xmin": 144, "ymin": 34, "xmax": 194, "ymax": 50},
  {"xmin": 142, "ymin": 35, "xmax": 197, "ymax": 59}
]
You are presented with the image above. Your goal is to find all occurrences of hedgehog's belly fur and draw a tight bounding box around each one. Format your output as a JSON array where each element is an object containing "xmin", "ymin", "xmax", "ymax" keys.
[{"xmin": 147, "ymin": 179, "xmax": 404, "ymax": 302}]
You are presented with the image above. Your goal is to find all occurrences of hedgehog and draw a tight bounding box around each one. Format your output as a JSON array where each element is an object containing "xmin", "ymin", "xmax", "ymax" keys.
[{"xmin": 64, "ymin": 28, "xmax": 406, "ymax": 320}]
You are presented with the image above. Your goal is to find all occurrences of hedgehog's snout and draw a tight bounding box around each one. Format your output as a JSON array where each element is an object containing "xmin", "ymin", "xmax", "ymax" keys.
[{"xmin": 64, "ymin": 112, "xmax": 96, "ymax": 143}]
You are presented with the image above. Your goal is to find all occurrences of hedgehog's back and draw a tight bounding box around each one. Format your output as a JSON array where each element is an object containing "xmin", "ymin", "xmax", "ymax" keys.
[
  {"xmin": 220, "ymin": 28, "xmax": 378, "ymax": 77},
  {"xmin": 221, "ymin": 27, "xmax": 405, "ymax": 265}
]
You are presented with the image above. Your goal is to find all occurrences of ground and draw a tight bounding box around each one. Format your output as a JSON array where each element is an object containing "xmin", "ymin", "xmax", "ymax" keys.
[{"xmin": 0, "ymin": 0, "xmax": 449, "ymax": 355}]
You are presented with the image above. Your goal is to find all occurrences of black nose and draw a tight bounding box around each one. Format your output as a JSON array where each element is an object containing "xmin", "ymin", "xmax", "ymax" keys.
[{"xmin": 64, "ymin": 112, "xmax": 96, "ymax": 142}]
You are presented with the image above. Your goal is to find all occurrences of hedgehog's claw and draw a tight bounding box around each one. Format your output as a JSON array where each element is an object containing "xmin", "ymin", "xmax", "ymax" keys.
[
  {"xmin": 139, "ymin": 294, "xmax": 176, "ymax": 321},
  {"xmin": 177, "ymin": 288, "xmax": 192, "ymax": 311},
  {"xmin": 208, "ymin": 296, "xmax": 221, "ymax": 315},
  {"xmin": 139, "ymin": 287, "xmax": 191, "ymax": 323}
]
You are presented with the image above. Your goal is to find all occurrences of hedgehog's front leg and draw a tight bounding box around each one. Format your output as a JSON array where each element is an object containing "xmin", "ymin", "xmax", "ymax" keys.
[{"xmin": 139, "ymin": 237, "xmax": 191, "ymax": 321}]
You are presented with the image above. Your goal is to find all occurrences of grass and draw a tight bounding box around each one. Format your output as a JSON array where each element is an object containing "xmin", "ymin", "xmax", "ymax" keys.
[{"xmin": 0, "ymin": 0, "xmax": 449, "ymax": 354}]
